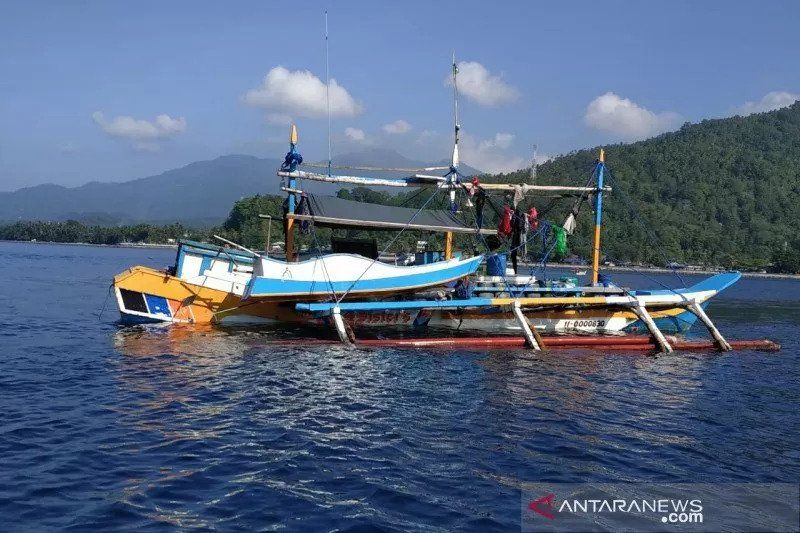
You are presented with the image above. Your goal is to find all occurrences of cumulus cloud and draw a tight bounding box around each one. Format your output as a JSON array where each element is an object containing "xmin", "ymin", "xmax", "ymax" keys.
[
  {"xmin": 445, "ymin": 61, "xmax": 519, "ymax": 106},
  {"xmin": 344, "ymin": 127, "xmax": 366, "ymax": 142},
  {"xmin": 461, "ymin": 132, "xmax": 526, "ymax": 174},
  {"xmin": 243, "ymin": 66, "xmax": 362, "ymax": 119},
  {"xmin": 735, "ymin": 91, "xmax": 800, "ymax": 116},
  {"xmin": 584, "ymin": 92, "xmax": 679, "ymax": 140},
  {"xmin": 265, "ymin": 113, "xmax": 292, "ymax": 126},
  {"xmin": 92, "ymin": 111, "xmax": 187, "ymax": 151},
  {"xmin": 382, "ymin": 119, "xmax": 412, "ymax": 135}
]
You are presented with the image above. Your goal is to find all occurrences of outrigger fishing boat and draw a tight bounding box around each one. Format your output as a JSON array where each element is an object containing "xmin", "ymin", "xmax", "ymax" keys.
[{"xmin": 111, "ymin": 59, "xmax": 777, "ymax": 353}]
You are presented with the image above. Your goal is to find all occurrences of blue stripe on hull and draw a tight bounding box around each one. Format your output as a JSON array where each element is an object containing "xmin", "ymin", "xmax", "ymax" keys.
[{"xmin": 248, "ymin": 257, "xmax": 481, "ymax": 298}]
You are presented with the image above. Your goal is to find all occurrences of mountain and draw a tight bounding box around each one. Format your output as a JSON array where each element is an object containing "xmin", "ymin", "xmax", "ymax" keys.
[
  {"xmin": 0, "ymin": 149, "xmax": 480, "ymax": 226},
  {"xmin": 496, "ymin": 101, "xmax": 800, "ymax": 269},
  {"xmin": 0, "ymin": 155, "xmax": 282, "ymax": 226}
]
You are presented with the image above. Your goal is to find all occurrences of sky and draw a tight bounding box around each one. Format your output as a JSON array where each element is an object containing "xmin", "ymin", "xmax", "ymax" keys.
[{"xmin": 1, "ymin": 0, "xmax": 799, "ymax": 191}]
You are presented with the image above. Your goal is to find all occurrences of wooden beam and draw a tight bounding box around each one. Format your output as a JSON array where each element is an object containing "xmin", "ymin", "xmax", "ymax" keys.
[
  {"xmin": 630, "ymin": 303, "xmax": 673, "ymax": 353},
  {"xmin": 512, "ymin": 300, "xmax": 541, "ymax": 350},
  {"xmin": 286, "ymin": 213, "xmax": 497, "ymax": 235},
  {"xmin": 683, "ymin": 300, "xmax": 732, "ymax": 351},
  {"xmin": 444, "ymin": 232, "xmax": 453, "ymax": 259},
  {"xmin": 331, "ymin": 306, "xmax": 353, "ymax": 344},
  {"xmin": 463, "ymin": 183, "xmax": 611, "ymax": 193},
  {"xmin": 279, "ymin": 170, "xmax": 611, "ymax": 194}
]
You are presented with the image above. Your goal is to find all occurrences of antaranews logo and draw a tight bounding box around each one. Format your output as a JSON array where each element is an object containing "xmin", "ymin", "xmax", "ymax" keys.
[
  {"xmin": 522, "ymin": 484, "xmax": 798, "ymax": 532},
  {"xmin": 526, "ymin": 492, "xmax": 703, "ymax": 524},
  {"xmin": 528, "ymin": 493, "xmax": 555, "ymax": 520}
]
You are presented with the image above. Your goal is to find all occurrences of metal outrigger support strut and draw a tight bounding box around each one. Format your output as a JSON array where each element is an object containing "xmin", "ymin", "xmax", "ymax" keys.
[
  {"xmin": 682, "ymin": 300, "xmax": 732, "ymax": 351},
  {"xmin": 629, "ymin": 302, "xmax": 674, "ymax": 354},
  {"xmin": 512, "ymin": 300, "xmax": 543, "ymax": 351}
]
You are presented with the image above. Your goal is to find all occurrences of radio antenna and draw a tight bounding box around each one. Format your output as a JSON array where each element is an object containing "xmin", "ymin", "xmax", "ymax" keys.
[{"xmin": 325, "ymin": 11, "xmax": 332, "ymax": 176}]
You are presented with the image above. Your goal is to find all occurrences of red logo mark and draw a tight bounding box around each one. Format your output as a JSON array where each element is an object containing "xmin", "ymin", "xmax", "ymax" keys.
[{"xmin": 528, "ymin": 493, "xmax": 556, "ymax": 520}]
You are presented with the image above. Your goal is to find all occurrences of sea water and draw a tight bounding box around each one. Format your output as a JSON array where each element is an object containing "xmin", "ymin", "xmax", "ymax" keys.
[{"xmin": 0, "ymin": 241, "xmax": 798, "ymax": 530}]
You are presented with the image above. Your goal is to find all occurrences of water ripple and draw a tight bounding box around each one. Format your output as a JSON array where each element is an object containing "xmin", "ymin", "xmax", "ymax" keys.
[{"xmin": 1, "ymin": 242, "xmax": 798, "ymax": 530}]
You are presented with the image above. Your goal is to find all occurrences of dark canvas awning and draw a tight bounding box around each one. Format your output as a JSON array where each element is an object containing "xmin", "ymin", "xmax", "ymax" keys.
[{"xmin": 286, "ymin": 194, "xmax": 496, "ymax": 235}]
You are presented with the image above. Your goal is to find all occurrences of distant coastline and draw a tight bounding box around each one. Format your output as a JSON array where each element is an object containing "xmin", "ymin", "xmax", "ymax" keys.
[
  {"xmin": 5, "ymin": 239, "xmax": 799, "ymax": 280},
  {"xmin": 543, "ymin": 261, "xmax": 800, "ymax": 281},
  {"xmin": 0, "ymin": 239, "xmax": 178, "ymax": 250}
]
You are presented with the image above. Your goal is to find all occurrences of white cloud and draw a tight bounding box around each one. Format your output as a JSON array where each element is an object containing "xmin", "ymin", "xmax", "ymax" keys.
[
  {"xmin": 92, "ymin": 111, "xmax": 186, "ymax": 151},
  {"xmin": 461, "ymin": 132, "xmax": 526, "ymax": 174},
  {"xmin": 445, "ymin": 61, "xmax": 519, "ymax": 106},
  {"xmin": 344, "ymin": 127, "xmax": 366, "ymax": 142},
  {"xmin": 735, "ymin": 91, "xmax": 800, "ymax": 116},
  {"xmin": 584, "ymin": 92, "xmax": 679, "ymax": 140},
  {"xmin": 243, "ymin": 66, "xmax": 362, "ymax": 118},
  {"xmin": 265, "ymin": 113, "xmax": 292, "ymax": 126},
  {"xmin": 382, "ymin": 119, "xmax": 412, "ymax": 134}
]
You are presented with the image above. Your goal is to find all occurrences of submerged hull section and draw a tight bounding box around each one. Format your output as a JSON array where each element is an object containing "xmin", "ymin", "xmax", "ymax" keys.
[{"xmin": 113, "ymin": 255, "xmax": 739, "ymax": 338}]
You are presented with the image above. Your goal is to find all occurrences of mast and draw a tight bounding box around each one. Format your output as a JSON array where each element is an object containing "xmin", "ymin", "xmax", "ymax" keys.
[
  {"xmin": 451, "ymin": 53, "xmax": 460, "ymax": 171},
  {"xmin": 591, "ymin": 148, "xmax": 606, "ymax": 284},
  {"xmin": 443, "ymin": 55, "xmax": 460, "ymax": 260}
]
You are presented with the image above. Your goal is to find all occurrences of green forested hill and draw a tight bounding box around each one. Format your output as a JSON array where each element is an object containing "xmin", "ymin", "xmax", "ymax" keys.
[{"xmin": 494, "ymin": 101, "xmax": 800, "ymax": 270}]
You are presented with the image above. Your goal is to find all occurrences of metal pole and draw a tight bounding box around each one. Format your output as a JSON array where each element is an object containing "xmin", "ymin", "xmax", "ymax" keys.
[{"xmin": 591, "ymin": 149, "xmax": 605, "ymax": 285}]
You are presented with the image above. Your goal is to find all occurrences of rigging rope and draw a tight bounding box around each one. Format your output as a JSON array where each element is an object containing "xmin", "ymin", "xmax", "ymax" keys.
[
  {"xmin": 333, "ymin": 186, "xmax": 443, "ymax": 304},
  {"xmin": 604, "ymin": 166, "xmax": 687, "ymax": 288}
]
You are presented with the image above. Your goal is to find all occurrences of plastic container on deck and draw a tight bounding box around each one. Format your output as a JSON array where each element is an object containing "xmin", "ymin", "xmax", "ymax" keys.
[
  {"xmin": 415, "ymin": 251, "xmax": 444, "ymax": 264},
  {"xmin": 486, "ymin": 253, "xmax": 508, "ymax": 276}
]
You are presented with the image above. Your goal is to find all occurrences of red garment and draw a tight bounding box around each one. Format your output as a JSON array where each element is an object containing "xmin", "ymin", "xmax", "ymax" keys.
[
  {"xmin": 498, "ymin": 206, "xmax": 513, "ymax": 237},
  {"xmin": 527, "ymin": 207, "xmax": 539, "ymax": 230},
  {"xmin": 469, "ymin": 176, "xmax": 480, "ymax": 196}
]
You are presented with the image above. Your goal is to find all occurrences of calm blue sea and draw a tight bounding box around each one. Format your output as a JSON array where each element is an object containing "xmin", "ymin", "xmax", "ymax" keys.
[{"xmin": 1, "ymin": 241, "xmax": 798, "ymax": 531}]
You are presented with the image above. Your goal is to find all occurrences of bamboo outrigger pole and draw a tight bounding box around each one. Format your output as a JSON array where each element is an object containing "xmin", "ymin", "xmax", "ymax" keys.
[{"xmin": 591, "ymin": 149, "xmax": 606, "ymax": 285}]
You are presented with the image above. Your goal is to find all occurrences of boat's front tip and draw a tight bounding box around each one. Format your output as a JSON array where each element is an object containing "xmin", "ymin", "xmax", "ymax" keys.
[{"xmin": 684, "ymin": 271, "xmax": 741, "ymax": 295}]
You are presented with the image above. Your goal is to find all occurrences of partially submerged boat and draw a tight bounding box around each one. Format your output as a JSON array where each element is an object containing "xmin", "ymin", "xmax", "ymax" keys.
[{"xmin": 111, "ymin": 60, "xmax": 761, "ymax": 354}]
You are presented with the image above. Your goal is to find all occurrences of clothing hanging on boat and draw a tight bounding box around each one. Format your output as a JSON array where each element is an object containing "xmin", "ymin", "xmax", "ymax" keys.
[
  {"xmin": 474, "ymin": 186, "xmax": 486, "ymax": 230},
  {"xmin": 510, "ymin": 207, "xmax": 526, "ymax": 274},
  {"xmin": 527, "ymin": 207, "xmax": 539, "ymax": 231},
  {"xmin": 512, "ymin": 185, "xmax": 524, "ymax": 208},
  {"xmin": 553, "ymin": 226, "xmax": 567, "ymax": 258},
  {"xmin": 498, "ymin": 206, "xmax": 513, "ymax": 238},
  {"xmin": 296, "ymin": 194, "xmax": 311, "ymax": 234}
]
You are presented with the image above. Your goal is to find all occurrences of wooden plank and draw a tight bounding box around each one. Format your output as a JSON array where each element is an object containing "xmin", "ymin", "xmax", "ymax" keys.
[
  {"xmin": 684, "ymin": 300, "xmax": 732, "ymax": 351},
  {"xmin": 463, "ymin": 183, "xmax": 612, "ymax": 193},
  {"xmin": 286, "ymin": 213, "xmax": 497, "ymax": 235},
  {"xmin": 513, "ymin": 300, "xmax": 541, "ymax": 350}
]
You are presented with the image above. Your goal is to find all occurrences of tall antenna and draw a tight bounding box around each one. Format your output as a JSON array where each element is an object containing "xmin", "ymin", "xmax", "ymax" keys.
[
  {"xmin": 450, "ymin": 52, "xmax": 460, "ymax": 171},
  {"xmin": 325, "ymin": 11, "xmax": 331, "ymax": 176},
  {"xmin": 530, "ymin": 144, "xmax": 538, "ymax": 184}
]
